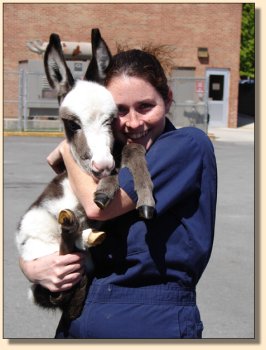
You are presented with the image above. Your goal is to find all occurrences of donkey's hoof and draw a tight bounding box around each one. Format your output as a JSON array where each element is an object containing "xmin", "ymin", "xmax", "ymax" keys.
[
  {"xmin": 58, "ymin": 209, "xmax": 75, "ymax": 226},
  {"xmin": 138, "ymin": 206, "xmax": 155, "ymax": 220},
  {"xmin": 94, "ymin": 193, "xmax": 111, "ymax": 209},
  {"xmin": 87, "ymin": 230, "xmax": 107, "ymax": 247}
]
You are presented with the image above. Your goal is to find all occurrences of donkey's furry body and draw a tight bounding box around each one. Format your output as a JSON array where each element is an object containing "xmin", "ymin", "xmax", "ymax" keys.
[
  {"xmin": 16, "ymin": 29, "xmax": 155, "ymax": 322},
  {"xmin": 16, "ymin": 80, "xmax": 117, "ymax": 262}
]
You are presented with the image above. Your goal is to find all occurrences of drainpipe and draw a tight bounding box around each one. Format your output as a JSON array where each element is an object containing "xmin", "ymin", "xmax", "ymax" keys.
[{"xmin": 26, "ymin": 39, "xmax": 92, "ymax": 60}]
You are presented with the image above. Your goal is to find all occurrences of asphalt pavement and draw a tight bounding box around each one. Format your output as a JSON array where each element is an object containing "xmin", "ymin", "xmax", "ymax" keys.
[{"xmin": 3, "ymin": 121, "xmax": 255, "ymax": 339}]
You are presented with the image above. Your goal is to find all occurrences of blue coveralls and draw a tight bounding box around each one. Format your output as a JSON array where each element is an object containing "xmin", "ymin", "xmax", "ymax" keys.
[{"xmin": 55, "ymin": 119, "xmax": 217, "ymax": 339}]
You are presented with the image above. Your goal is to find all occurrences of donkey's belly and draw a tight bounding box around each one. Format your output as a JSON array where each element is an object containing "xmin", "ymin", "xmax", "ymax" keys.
[
  {"xmin": 16, "ymin": 206, "xmax": 61, "ymax": 260},
  {"xmin": 16, "ymin": 177, "xmax": 81, "ymax": 261}
]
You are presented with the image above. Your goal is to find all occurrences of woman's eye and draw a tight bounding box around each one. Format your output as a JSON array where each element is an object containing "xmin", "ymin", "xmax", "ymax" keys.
[
  {"xmin": 117, "ymin": 106, "xmax": 128, "ymax": 117},
  {"xmin": 138, "ymin": 103, "xmax": 154, "ymax": 113}
]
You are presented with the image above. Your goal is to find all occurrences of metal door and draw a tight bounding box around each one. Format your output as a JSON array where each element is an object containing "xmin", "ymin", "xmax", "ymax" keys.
[{"xmin": 206, "ymin": 69, "xmax": 230, "ymax": 127}]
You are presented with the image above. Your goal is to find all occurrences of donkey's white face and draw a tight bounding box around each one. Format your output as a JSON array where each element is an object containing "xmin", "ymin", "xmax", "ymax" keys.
[
  {"xmin": 60, "ymin": 80, "xmax": 117, "ymax": 179},
  {"xmin": 44, "ymin": 30, "xmax": 116, "ymax": 178}
]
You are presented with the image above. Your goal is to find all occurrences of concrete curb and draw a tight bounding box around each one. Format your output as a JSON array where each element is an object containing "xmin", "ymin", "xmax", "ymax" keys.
[
  {"xmin": 4, "ymin": 131, "xmax": 64, "ymax": 137},
  {"xmin": 4, "ymin": 130, "xmax": 216, "ymax": 141}
]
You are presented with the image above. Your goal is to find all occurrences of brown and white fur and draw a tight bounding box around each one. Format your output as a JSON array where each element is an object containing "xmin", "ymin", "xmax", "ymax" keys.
[{"xmin": 16, "ymin": 29, "xmax": 155, "ymax": 322}]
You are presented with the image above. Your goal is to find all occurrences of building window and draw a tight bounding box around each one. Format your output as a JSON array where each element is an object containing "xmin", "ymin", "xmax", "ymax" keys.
[{"xmin": 208, "ymin": 75, "xmax": 224, "ymax": 101}]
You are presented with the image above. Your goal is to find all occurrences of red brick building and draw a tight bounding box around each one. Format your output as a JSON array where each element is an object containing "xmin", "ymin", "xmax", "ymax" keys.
[{"xmin": 3, "ymin": 3, "xmax": 242, "ymax": 128}]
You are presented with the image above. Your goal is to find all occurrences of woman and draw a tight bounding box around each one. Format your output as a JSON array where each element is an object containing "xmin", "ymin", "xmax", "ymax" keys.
[{"xmin": 20, "ymin": 49, "xmax": 217, "ymax": 338}]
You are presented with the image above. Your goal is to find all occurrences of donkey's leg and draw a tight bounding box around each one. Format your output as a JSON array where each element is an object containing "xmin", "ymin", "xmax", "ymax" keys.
[
  {"xmin": 62, "ymin": 272, "xmax": 89, "ymax": 321},
  {"xmin": 57, "ymin": 209, "xmax": 107, "ymax": 320},
  {"xmin": 47, "ymin": 209, "xmax": 90, "ymax": 320},
  {"xmin": 32, "ymin": 212, "xmax": 78, "ymax": 310},
  {"xmin": 41, "ymin": 209, "xmax": 81, "ymax": 307},
  {"xmin": 121, "ymin": 143, "xmax": 155, "ymax": 219},
  {"xmin": 32, "ymin": 209, "xmax": 80, "ymax": 309},
  {"xmin": 94, "ymin": 174, "xmax": 120, "ymax": 209}
]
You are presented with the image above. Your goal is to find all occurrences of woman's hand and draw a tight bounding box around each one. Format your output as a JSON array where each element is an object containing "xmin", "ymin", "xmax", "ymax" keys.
[
  {"xmin": 19, "ymin": 252, "xmax": 86, "ymax": 293},
  {"xmin": 47, "ymin": 140, "xmax": 68, "ymax": 174}
]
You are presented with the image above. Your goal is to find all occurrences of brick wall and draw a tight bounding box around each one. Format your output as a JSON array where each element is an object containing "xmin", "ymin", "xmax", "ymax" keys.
[{"xmin": 3, "ymin": 3, "xmax": 242, "ymax": 127}]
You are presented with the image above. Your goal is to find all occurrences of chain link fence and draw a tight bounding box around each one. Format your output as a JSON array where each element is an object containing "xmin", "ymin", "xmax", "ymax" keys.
[
  {"xmin": 168, "ymin": 77, "xmax": 209, "ymax": 133},
  {"xmin": 4, "ymin": 69, "xmax": 61, "ymax": 131},
  {"xmin": 4, "ymin": 68, "xmax": 209, "ymax": 133},
  {"xmin": 4, "ymin": 60, "xmax": 88, "ymax": 132}
]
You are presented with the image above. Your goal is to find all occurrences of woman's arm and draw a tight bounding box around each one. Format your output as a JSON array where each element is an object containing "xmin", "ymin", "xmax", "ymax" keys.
[
  {"xmin": 19, "ymin": 252, "xmax": 85, "ymax": 292},
  {"xmin": 58, "ymin": 140, "xmax": 135, "ymax": 221}
]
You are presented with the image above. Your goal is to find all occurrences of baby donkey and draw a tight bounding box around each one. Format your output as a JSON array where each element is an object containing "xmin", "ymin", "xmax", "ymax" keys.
[{"xmin": 16, "ymin": 29, "xmax": 155, "ymax": 321}]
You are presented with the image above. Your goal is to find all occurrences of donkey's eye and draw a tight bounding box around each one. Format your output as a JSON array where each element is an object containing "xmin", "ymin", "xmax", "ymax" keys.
[
  {"xmin": 66, "ymin": 120, "xmax": 81, "ymax": 132},
  {"xmin": 102, "ymin": 119, "xmax": 112, "ymax": 127}
]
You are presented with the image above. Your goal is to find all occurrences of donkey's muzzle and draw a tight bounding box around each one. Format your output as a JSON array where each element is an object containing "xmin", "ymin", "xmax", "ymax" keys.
[{"xmin": 91, "ymin": 158, "xmax": 115, "ymax": 179}]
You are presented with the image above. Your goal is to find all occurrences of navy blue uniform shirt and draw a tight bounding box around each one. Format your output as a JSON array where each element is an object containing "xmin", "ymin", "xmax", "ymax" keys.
[
  {"xmin": 56, "ymin": 119, "xmax": 217, "ymax": 338},
  {"xmin": 90, "ymin": 118, "xmax": 217, "ymax": 287}
]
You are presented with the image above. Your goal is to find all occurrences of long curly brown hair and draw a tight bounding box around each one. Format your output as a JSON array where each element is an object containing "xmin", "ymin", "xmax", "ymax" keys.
[
  {"xmin": 104, "ymin": 43, "xmax": 175, "ymax": 103},
  {"xmin": 116, "ymin": 43, "xmax": 176, "ymax": 77}
]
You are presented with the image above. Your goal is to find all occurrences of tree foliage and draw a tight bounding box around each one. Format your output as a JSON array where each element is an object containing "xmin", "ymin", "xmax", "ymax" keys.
[{"xmin": 240, "ymin": 3, "xmax": 255, "ymax": 79}]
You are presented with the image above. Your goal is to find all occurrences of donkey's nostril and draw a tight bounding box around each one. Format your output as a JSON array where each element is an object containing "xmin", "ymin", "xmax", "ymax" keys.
[
  {"xmin": 91, "ymin": 159, "xmax": 115, "ymax": 174},
  {"xmin": 92, "ymin": 162, "xmax": 103, "ymax": 173}
]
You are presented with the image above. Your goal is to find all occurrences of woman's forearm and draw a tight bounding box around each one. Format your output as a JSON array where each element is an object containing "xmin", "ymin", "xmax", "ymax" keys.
[{"xmin": 60, "ymin": 141, "xmax": 135, "ymax": 221}]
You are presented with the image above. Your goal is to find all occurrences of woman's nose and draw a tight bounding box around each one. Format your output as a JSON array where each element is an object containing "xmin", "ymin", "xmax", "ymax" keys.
[{"xmin": 126, "ymin": 110, "xmax": 143, "ymax": 128}]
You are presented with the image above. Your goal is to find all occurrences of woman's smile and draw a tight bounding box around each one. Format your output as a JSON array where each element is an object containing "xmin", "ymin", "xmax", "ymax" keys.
[{"xmin": 124, "ymin": 129, "xmax": 150, "ymax": 142}]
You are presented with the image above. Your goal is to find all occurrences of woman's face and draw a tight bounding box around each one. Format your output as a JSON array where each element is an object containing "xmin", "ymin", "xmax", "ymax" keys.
[{"xmin": 107, "ymin": 75, "xmax": 171, "ymax": 150}]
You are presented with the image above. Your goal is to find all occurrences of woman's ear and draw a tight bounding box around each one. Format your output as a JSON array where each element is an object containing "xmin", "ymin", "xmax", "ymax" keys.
[{"xmin": 165, "ymin": 88, "xmax": 173, "ymax": 114}]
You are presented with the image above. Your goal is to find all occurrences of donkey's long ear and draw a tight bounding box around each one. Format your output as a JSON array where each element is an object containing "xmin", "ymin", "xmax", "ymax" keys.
[
  {"xmin": 84, "ymin": 28, "xmax": 112, "ymax": 84},
  {"xmin": 44, "ymin": 33, "xmax": 74, "ymax": 103}
]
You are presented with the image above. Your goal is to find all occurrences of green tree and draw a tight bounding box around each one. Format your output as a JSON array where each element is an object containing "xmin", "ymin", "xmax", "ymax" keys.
[{"xmin": 240, "ymin": 3, "xmax": 255, "ymax": 79}]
